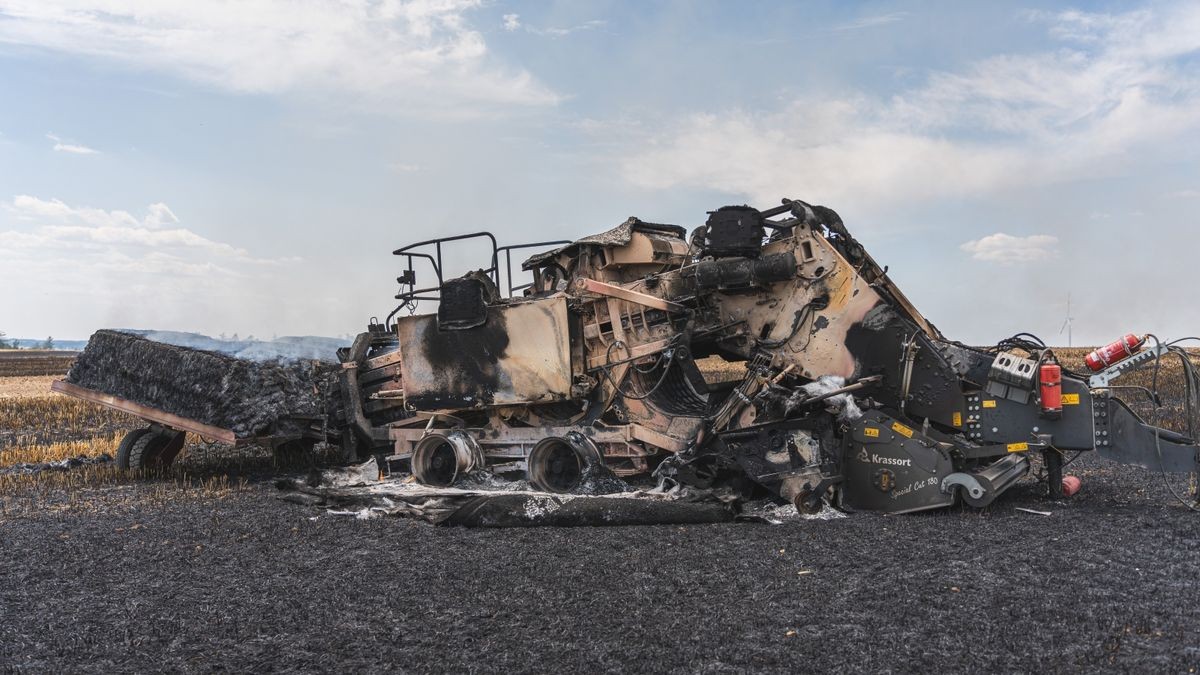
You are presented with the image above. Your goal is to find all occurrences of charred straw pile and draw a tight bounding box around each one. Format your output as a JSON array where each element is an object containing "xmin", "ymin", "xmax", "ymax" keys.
[{"xmin": 67, "ymin": 330, "xmax": 339, "ymax": 439}]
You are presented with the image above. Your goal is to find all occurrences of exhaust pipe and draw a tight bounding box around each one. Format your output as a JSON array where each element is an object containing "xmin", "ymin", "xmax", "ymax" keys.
[
  {"xmin": 411, "ymin": 432, "xmax": 483, "ymax": 487},
  {"xmin": 527, "ymin": 434, "xmax": 603, "ymax": 493}
]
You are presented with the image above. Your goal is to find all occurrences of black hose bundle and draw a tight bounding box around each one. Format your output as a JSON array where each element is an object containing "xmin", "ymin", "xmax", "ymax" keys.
[
  {"xmin": 1145, "ymin": 334, "xmax": 1200, "ymax": 510},
  {"xmin": 988, "ymin": 332, "xmax": 1047, "ymax": 354}
]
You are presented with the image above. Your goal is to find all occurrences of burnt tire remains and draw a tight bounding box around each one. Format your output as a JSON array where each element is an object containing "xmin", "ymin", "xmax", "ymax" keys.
[
  {"xmin": 411, "ymin": 433, "xmax": 483, "ymax": 487},
  {"xmin": 527, "ymin": 435, "xmax": 603, "ymax": 493}
]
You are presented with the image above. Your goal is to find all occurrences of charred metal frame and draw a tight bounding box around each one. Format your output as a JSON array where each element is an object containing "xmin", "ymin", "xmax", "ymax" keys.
[
  {"xmin": 64, "ymin": 194, "xmax": 1193, "ymax": 512},
  {"xmin": 387, "ymin": 233, "xmax": 570, "ymax": 327}
]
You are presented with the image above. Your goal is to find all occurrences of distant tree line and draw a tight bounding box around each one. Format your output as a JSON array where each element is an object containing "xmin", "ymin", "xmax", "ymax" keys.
[{"xmin": 0, "ymin": 332, "xmax": 55, "ymax": 349}]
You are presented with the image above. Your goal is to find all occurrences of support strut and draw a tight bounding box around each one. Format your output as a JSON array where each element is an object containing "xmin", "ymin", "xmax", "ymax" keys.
[{"xmin": 1043, "ymin": 448, "xmax": 1063, "ymax": 499}]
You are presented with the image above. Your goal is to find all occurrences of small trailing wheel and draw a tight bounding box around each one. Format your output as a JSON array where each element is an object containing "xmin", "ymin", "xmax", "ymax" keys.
[
  {"xmin": 118, "ymin": 427, "xmax": 186, "ymax": 472},
  {"xmin": 115, "ymin": 428, "xmax": 152, "ymax": 470}
]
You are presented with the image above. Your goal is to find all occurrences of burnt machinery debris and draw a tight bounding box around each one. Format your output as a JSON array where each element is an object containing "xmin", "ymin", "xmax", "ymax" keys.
[{"xmin": 60, "ymin": 198, "xmax": 1200, "ymax": 515}]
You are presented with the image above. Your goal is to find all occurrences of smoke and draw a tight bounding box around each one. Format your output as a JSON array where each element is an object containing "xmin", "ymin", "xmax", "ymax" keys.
[{"xmin": 125, "ymin": 330, "xmax": 350, "ymax": 363}]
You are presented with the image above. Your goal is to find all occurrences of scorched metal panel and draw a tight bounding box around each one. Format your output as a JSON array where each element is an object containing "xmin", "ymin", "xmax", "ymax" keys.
[{"xmin": 397, "ymin": 296, "xmax": 573, "ymax": 409}]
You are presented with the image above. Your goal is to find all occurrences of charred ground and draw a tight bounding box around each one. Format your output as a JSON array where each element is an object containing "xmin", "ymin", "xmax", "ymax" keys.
[
  {"xmin": 1, "ymin": 350, "xmax": 1198, "ymax": 672},
  {"xmin": 2, "ymin": 453, "xmax": 1198, "ymax": 672}
]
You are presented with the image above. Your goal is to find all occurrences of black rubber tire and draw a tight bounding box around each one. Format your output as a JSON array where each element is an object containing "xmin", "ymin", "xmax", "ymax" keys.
[
  {"xmin": 126, "ymin": 430, "xmax": 185, "ymax": 472},
  {"xmin": 115, "ymin": 428, "xmax": 152, "ymax": 470}
]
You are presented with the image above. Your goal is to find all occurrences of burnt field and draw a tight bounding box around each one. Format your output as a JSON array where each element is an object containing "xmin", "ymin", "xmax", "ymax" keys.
[
  {"xmin": 1, "ymin": 350, "xmax": 1199, "ymax": 672},
  {"xmin": 0, "ymin": 349, "xmax": 79, "ymax": 377}
]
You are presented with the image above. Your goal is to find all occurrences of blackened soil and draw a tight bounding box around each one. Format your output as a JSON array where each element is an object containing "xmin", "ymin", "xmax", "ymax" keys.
[{"xmin": 2, "ymin": 453, "xmax": 1199, "ymax": 673}]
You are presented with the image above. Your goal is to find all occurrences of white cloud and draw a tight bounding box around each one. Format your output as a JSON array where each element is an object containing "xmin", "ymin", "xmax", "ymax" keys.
[
  {"xmin": 833, "ymin": 12, "xmax": 908, "ymax": 31},
  {"xmin": 5, "ymin": 195, "xmax": 294, "ymax": 264},
  {"xmin": 144, "ymin": 202, "xmax": 179, "ymax": 227},
  {"xmin": 504, "ymin": 15, "xmax": 605, "ymax": 38},
  {"xmin": 960, "ymin": 233, "xmax": 1059, "ymax": 263},
  {"xmin": 46, "ymin": 131, "xmax": 99, "ymax": 154},
  {"xmin": 1168, "ymin": 188, "xmax": 1200, "ymax": 198},
  {"xmin": 531, "ymin": 20, "xmax": 606, "ymax": 38},
  {"xmin": 0, "ymin": 194, "xmax": 308, "ymax": 336},
  {"xmin": 15, "ymin": 195, "xmax": 150, "ymax": 230},
  {"xmin": 617, "ymin": 4, "xmax": 1200, "ymax": 213},
  {"xmin": 0, "ymin": 1, "xmax": 559, "ymax": 114}
]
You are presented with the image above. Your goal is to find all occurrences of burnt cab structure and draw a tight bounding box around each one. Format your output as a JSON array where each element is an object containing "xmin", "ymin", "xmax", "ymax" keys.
[
  {"xmin": 335, "ymin": 199, "xmax": 1200, "ymax": 514},
  {"xmin": 336, "ymin": 220, "xmax": 714, "ymax": 492}
]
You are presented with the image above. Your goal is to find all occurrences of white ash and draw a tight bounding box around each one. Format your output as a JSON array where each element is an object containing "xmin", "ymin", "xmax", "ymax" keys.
[
  {"xmin": 740, "ymin": 499, "xmax": 847, "ymax": 524},
  {"xmin": 787, "ymin": 375, "xmax": 863, "ymax": 421}
]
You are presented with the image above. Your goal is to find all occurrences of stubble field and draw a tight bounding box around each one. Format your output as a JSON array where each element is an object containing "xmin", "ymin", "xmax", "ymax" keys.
[{"xmin": 1, "ymin": 348, "xmax": 1198, "ymax": 672}]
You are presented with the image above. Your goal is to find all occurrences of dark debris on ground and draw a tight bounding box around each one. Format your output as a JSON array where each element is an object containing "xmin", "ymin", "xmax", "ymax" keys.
[{"xmin": 2, "ymin": 452, "xmax": 1199, "ymax": 673}]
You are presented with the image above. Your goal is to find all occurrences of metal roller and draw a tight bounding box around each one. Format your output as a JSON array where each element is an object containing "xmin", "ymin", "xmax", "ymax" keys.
[{"xmin": 942, "ymin": 454, "xmax": 1030, "ymax": 508}]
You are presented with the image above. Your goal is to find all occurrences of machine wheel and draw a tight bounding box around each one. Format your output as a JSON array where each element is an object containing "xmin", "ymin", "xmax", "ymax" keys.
[
  {"xmin": 121, "ymin": 428, "xmax": 186, "ymax": 472},
  {"xmin": 115, "ymin": 428, "xmax": 152, "ymax": 470}
]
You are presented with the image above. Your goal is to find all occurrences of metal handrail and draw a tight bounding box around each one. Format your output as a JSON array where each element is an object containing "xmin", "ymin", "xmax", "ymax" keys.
[
  {"xmin": 393, "ymin": 231, "xmax": 500, "ymax": 283},
  {"xmin": 496, "ymin": 239, "xmax": 570, "ymax": 297},
  {"xmin": 386, "ymin": 233, "xmax": 570, "ymax": 327}
]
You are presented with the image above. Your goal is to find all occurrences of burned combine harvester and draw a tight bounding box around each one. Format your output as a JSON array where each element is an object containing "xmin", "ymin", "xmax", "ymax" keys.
[{"xmin": 331, "ymin": 198, "xmax": 1200, "ymax": 514}]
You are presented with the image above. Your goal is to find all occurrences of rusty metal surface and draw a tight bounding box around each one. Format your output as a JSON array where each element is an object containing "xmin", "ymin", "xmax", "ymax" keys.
[
  {"xmin": 363, "ymin": 349, "xmax": 403, "ymax": 370},
  {"xmin": 396, "ymin": 296, "xmax": 573, "ymax": 409},
  {"xmin": 576, "ymin": 278, "xmax": 686, "ymax": 313},
  {"xmin": 50, "ymin": 379, "xmax": 239, "ymax": 444},
  {"xmin": 521, "ymin": 217, "xmax": 687, "ymax": 269}
]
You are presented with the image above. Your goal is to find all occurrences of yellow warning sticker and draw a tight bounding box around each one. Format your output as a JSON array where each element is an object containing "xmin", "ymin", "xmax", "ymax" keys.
[
  {"xmin": 1062, "ymin": 393, "xmax": 1080, "ymax": 405},
  {"xmin": 1007, "ymin": 442, "xmax": 1029, "ymax": 453},
  {"xmin": 952, "ymin": 412, "xmax": 962, "ymax": 427},
  {"xmin": 864, "ymin": 427, "xmax": 880, "ymax": 438},
  {"xmin": 982, "ymin": 400, "xmax": 998, "ymax": 408},
  {"xmin": 891, "ymin": 422, "xmax": 914, "ymax": 438}
]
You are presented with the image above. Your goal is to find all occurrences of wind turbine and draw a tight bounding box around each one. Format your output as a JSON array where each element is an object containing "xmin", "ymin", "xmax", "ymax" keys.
[{"xmin": 1059, "ymin": 293, "xmax": 1074, "ymax": 347}]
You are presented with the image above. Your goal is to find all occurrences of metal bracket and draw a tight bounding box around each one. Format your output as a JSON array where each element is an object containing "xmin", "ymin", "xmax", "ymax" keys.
[
  {"xmin": 1088, "ymin": 344, "xmax": 1169, "ymax": 388},
  {"xmin": 941, "ymin": 473, "xmax": 986, "ymax": 502},
  {"xmin": 898, "ymin": 333, "xmax": 920, "ymax": 414},
  {"xmin": 575, "ymin": 278, "xmax": 687, "ymax": 314}
]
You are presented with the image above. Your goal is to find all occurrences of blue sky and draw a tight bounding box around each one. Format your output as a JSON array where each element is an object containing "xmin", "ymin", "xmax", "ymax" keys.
[{"xmin": 1, "ymin": 1, "xmax": 1198, "ymax": 344}]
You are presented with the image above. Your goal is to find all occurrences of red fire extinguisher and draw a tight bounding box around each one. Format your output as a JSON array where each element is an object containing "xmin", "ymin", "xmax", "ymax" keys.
[
  {"xmin": 1085, "ymin": 334, "xmax": 1146, "ymax": 372},
  {"xmin": 1039, "ymin": 363, "xmax": 1062, "ymax": 418}
]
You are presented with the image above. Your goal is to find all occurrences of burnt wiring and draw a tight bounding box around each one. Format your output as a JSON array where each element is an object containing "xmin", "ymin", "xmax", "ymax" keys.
[
  {"xmin": 631, "ymin": 346, "xmax": 664, "ymax": 375},
  {"xmin": 597, "ymin": 339, "xmax": 679, "ymax": 401},
  {"xmin": 756, "ymin": 296, "xmax": 827, "ymax": 350}
]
